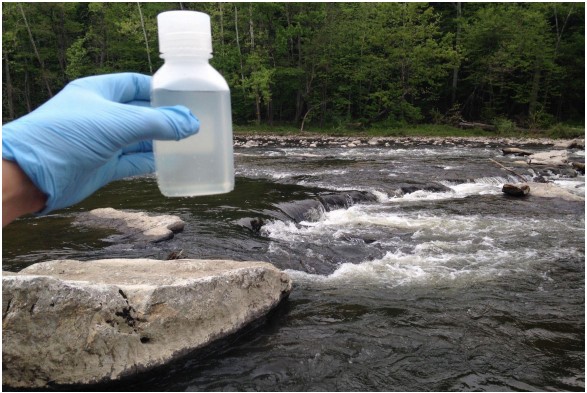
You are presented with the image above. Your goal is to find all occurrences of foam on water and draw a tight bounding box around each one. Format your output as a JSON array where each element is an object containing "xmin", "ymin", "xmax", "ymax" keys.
[
  {"xmin": 284, "ymin": 245, "xmax": 552, "ymax": 289},
  {"xmin": 267, "ymin": 197, "xmax": 583, "ymax": 289},
  {"xmin": 553, "ymin": 177, "xmax": 585, "ymax": 197}
]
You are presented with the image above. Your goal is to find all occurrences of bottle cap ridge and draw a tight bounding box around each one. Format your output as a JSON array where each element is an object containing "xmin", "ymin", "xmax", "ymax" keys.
[{"xmin": 157, "ymin": 11, "xmax": 212, "ymax": 54}]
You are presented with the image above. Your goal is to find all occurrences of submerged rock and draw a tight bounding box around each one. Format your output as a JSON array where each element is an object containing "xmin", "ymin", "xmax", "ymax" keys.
[
  {"xmin": 2, "ymin": 259, "xmax": 292, "ymax": 388},
  {"xmin": 74, "ymin": 208, "xmax": 184, "ymax": 243}
]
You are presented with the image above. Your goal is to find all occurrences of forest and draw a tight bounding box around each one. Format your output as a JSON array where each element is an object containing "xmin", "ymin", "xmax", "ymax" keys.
[{"xmin": 2, "ymin": 2, "xmax": 585, "ymax": 132}]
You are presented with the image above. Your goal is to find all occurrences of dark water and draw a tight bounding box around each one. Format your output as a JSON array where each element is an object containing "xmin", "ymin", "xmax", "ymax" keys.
[{"xmin": 3, "ymin": 141, "xmax": 585, "ymax": 391}]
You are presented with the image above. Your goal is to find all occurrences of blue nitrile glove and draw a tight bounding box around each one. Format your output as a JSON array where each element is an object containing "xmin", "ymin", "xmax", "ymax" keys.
[{"xmin": 2, "ymin": 73, "xmax": 199, "ymax": 214}]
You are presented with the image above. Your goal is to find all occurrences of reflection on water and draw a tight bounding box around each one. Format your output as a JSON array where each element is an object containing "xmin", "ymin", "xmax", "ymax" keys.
[{"xmin": 2, "ymin": 142, "xmax": 585, "ymax": 391}]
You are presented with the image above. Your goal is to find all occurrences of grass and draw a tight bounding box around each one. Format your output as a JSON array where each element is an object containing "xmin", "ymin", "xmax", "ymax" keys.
[{"xmin": 233, "ymin": 123, "xmax": 585, "ymax": 139}]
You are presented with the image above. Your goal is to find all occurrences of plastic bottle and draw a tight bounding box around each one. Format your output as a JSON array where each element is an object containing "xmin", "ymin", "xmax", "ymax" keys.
[{"xmin": 151, "ymin": 10, "xmax": 234, "ymax": 197}]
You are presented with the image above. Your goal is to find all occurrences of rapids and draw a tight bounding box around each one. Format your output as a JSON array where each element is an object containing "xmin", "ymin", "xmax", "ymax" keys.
[{"xmin": 3, "ymin": 139, "xmax": 584, "ymax": 391}]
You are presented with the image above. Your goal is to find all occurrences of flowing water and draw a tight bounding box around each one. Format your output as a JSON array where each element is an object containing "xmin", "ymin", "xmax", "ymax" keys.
[{"xmin": 3, "ymin": 139, "xmax": 585, "ymax": 391}]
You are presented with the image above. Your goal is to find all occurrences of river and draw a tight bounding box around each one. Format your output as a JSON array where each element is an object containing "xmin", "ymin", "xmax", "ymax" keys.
[{"xmin": 3, "ymin": 137, "xmax": 585, "ymax": 391}]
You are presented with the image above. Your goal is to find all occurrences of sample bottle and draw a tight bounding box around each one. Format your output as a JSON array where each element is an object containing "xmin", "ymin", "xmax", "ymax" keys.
[{"xmin": 152, "ymin": 11, "xmax": 234, "ymax": 197}]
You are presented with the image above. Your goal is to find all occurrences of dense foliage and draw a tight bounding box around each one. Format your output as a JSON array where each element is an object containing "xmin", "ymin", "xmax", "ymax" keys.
[{"xmin": 2, "ymin": 2, "xmax": 584, "ymax": 130}]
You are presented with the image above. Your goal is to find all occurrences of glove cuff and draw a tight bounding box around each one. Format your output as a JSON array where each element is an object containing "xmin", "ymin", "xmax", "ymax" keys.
[{"xmin": 2, "ymin": 125, "xmax": 54, "ymax": 215}]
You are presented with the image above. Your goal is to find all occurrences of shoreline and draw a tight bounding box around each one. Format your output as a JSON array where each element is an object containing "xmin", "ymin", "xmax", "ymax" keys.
[{"xmin": 233, "ymin": 133, "xmax": 585, "ymax": 148}]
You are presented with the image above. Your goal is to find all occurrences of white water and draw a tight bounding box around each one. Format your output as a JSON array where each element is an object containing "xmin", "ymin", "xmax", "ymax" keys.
[{"xmin": 259, "ymin": 171, "xmax": 585, "ymax": 289}]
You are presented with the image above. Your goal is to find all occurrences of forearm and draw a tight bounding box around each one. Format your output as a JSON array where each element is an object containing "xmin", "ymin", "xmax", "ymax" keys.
[{"xmin": 3, "ymin": 159, "xmax": 47, "ymax": 227}]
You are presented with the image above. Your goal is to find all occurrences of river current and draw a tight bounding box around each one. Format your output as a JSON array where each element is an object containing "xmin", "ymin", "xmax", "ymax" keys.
[{"xmin": 3, "ymin": 139, "xmax": 585, "ymax": 391}]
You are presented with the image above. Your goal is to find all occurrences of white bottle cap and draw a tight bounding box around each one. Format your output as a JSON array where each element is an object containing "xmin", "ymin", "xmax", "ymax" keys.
[{"xmin": 157, "ymin": 11, "xmax": 212, "ymax": 55}]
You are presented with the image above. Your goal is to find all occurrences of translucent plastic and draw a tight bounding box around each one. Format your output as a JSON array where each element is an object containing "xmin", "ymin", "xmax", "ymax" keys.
[
  {"xmin": 152, "ymin": 10, "xmax": 233, "ymax": 197},
  {"xmin": 152, "ymin": 56, "xmax": 234, "ymax": 196},
  {"xmin": 157, "ymin": 11, "xmax": 212, "ymax": 56},
  {"xmin": 152, "ymin": 89, "xmax": 233, "ymax": 196}
]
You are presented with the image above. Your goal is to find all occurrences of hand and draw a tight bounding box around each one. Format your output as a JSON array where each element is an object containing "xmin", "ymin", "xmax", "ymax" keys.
[{"xmin": 2, "ymin": 73, "xmax": 199, "ymax": 216}]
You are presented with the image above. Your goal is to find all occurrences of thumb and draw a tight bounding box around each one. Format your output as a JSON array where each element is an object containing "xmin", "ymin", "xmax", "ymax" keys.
[
  {"xmin": 105, "ymin": 103, "xmax": 200, "ymax": 150},
  {"xmin": 143, "ymin": 105, "xmax": 200, "ymax": 141}
]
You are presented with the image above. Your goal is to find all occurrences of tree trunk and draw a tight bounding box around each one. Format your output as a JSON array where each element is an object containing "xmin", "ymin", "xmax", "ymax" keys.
[
  {"xmin": 137, "ymin": 2, "xmax": 153, "ymax": 74},
  {"xmin": 294, "ymin": 91, "xmax": 303, "ymax": 123},
  {"xmin": 267, "ymin": 100, "xmax": 274, "ymax": 126},
  {"xmin": 18, "ymin": 3, "xmax": 53, "ymax": 98},
  {"xmin": 248, "ymin": 3, "xmax": 255, "ymax": 49},
  {"xmin": 528, "ymin": 63, "xmax": 541, "ymax": 119},
  {"xmin": 3, "ymin": 50, "xmax": 15, "ymax": 120},
  {"xmin": 255, "ymin": 93, "xmax": 261, "ymax": 125},
  {"xmin": 24, "ymin": 67, "xmax": 32, "ymax": 112},
  {"xmin": 234, "ymin": 5, "xmax": 245, "ymax": 89},
  {"xmin": 218, "ymin": 3, "xmax": 225, "ymax": 56},
  {"xmin": 300, "ymin": 105, "xmax": 316, "ymax": 132},
  {"xmin": 54, "ymin": 5, "xmax": 68, "ymax": 79},
  {"xmin": 542, "ymin": 5, "xmax": 573, "ymax": 116},
  {"xmin": 451, "ymin": 2, "xmax": 462, "ymax": 105}
]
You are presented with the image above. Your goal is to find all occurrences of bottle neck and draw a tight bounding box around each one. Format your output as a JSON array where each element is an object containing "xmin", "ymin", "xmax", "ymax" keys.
[{"xmin": 160, "ymin": 52, "xmax": 212, "ymax": 62}]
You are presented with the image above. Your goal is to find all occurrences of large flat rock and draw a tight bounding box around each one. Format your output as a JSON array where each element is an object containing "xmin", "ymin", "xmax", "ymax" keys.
[
  {"xmin": 527, "ymin": 150, "xmax": 569, "ymax": 166},
  {"xmin": 2, "ymin": 259, "xmax": 292, "ymax": 388},
  {"xmin": 74, "ymin": 208, "xmax": 185, "ymax": 243}
]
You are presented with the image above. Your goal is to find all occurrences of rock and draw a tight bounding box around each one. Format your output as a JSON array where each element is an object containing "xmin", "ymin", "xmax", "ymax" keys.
[
  {"xmin": 394, "ymin": 182, "xmax": 452, "ymax": 195},
  {"xmin": 526, "ymin": 183, "xmax": 585, "ymax": 202},
  {"xmin": 571, "ymin": 162, "xmax": 585, "ymax": 174},
  {"xmin": 553, "ymin": 139, "xmax": 585, "ymax": 149},
  {"xmin": 502, "ymin": 147, "xmax": 533, "ymax": 156},
  {"xmin": 527, "ymin": 150, "xmax": 568, "ymax": 166},
  {"xmin": 74, "ymin": 208, "xmax": 184, "ymax": 243},
  {"xmin": 532, "ymin": 166, "xmax": 578, "ymax": 178},
  {"xmin": 243, "ymin": 140, "xmax": 260, "ymax": 148},
  {"xmin": 367, "ymin": 138, "xmax": 379, "ymax": 146},
  {"xmin": 502, "ymin": 183, "xmax": 530, "ymax": 197},
  {"xmin": 502, "ymin": 182, "xmax": 584, "ymax": 201},
  {"xmin": 2, "ymin": 259, "xmax": 292, "ymax": 388}
]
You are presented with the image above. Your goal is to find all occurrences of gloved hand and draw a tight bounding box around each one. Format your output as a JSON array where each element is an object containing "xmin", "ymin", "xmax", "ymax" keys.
[{"xmin": 2, "ymin": 73, "xmax": 199, "ymax": 214}]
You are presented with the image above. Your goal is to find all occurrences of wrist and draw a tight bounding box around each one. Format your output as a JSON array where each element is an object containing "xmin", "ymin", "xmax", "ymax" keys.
[{"xmin": 3, "ymin": 159, "xmax": 47, "ymax": 226}]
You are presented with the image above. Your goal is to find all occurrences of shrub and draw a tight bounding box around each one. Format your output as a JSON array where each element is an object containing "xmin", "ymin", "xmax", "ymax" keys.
[
  {"xmin": 493, "ymin": 117, "xmax": 516, "ymax": 134},
  {"xmin": 547, "ymin": 124, "xmax": 585, "ymax": 139}
]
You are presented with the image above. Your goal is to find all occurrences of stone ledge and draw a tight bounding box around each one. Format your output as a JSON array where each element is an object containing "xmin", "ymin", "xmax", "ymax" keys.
[{"xmin": 2, "ymin": 259, "xmax": 292, "ymax": 388}]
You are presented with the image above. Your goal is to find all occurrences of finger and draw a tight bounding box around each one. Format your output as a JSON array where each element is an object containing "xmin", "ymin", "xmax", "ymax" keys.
[
  {"xmin": 70, "ymin": 73, "xmax": 151, "ymax": 103},
  {"xmin": 122, "ymin": 140, "xmax": 153, "ymax": 154},
  {"xmin": 107, "ymin": 104, "xmax": 200, "ymax": 149},
  {"xmin": 113, "ymin": 152, "xmax": 155, "ymax": 180}
]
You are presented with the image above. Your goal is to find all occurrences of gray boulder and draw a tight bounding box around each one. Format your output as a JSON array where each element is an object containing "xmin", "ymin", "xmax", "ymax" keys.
[
  {"xmin": 74, "ymin": 208, "xmax": 185, "ymax": 243},
  {"xmin": 2, "ymin": 259, "xmax": 292, "ymax": 388}
]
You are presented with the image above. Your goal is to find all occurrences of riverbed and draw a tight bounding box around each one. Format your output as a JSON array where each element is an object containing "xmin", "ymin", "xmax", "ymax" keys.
[{"xmin": 3, "ymin": 137, "xmax": 584, "ymax": 391}]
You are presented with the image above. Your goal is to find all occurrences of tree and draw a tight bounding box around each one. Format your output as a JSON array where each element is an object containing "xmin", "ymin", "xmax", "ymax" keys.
[{"xmin": 2, "ymin": 2, "xmax": 584, "ymax": 126}]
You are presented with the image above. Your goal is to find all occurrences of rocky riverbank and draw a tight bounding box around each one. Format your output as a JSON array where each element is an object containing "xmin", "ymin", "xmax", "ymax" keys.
[{"xmin": 234, "ymin": 134, "xmax": 584, "ymax": 149}]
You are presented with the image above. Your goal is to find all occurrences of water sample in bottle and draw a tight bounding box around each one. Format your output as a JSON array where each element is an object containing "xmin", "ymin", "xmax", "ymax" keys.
[{"xmin": 152, "ymin": 10, "xmax": 234, "ymax": 197}]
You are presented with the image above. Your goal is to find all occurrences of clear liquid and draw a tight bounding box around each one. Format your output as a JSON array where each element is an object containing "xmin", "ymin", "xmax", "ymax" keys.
[{"xmin": 152, "ymin": 89, "xmax": 234, "ymax": 196}]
